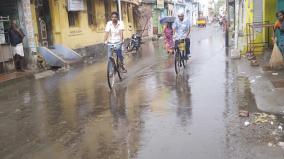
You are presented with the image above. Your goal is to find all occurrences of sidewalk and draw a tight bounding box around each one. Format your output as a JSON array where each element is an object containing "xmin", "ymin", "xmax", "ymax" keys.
[
  {"xmin": 236, "ymin": 49, "xmax": 284, "ymax": 115},
  {"xmin": 0, "ymin": 71, "xmax": 34, "ymax": 87}
]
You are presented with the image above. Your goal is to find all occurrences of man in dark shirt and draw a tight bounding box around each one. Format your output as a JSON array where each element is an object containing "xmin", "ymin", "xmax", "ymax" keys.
[{"xmin": 8, "ymin": 20, "xmax": 25, "ymax": 72}]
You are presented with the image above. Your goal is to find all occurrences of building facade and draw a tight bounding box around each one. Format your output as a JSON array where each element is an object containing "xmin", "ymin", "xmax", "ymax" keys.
[
  {"xmin": 237, "ymin": 0, "xmax": 279, "ymax": 54},
  {"xmin": 0, "ymin": 0, "xmax": 141, "ymax": 73},
  {"xmin": 0, "ymin": 0, "xmax": 36, "ymax": 73},
  {"xmin": 30, "ymin": 0, "xmax": 138, "ymax": 50}
]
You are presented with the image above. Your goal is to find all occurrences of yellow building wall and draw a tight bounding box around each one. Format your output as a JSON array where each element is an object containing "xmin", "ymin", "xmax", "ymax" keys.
[
  {"xmin": 122, "ymin": 2, "xmax": 136, "ymax": 38},
  {"xmin": 45, "ymin": 0, "xmax": 136, "ymax": 49}
]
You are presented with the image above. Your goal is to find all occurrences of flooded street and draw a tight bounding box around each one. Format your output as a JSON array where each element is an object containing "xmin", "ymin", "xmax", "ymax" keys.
[{"xmin": 1, "ymin": 25, "xmax": 284, "ymax": 159}]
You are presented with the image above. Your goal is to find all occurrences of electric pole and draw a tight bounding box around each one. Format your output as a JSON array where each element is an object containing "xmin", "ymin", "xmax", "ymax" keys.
[
  {"xmin": 225, "ymin": 0, "xmax": 229, "ymax": 47},
  {"xmin": 117, "ymin": 0, "xmax": 122, "ymax": 20}
]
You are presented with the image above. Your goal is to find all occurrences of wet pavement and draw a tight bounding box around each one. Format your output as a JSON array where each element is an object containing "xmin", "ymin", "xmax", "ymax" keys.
[{"xmin": 1, "ymin": 25, "xmax": 284, "ymax": 159}]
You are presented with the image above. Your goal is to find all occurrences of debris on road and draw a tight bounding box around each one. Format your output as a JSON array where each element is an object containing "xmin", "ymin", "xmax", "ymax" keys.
[
  {"xmin": 278, "ymin": 142, "xmax": 284, "ymax": 149},
  {"xmin": 254, "ymin": 113, "xmax": 277, "ymax": 124},
  {"xmin": 272, "ymin": 72, "xmax": 279, "ymax": 76},
  {"xmin": 244, "ymin": 121, "xmax": 250, "ymax": 126},
  {"xmin": 250, "ymin": 79, "xmax": 256, "ymax": 84},
  {"xmin": 239, "ymin": 110, "xmax": 249, "ymax": 117}
]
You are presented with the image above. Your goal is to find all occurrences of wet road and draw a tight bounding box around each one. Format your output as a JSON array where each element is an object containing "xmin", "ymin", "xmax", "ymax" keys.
[{"xmin": 1, "ymin": 25, "xmax": 284, "ymax": 159}]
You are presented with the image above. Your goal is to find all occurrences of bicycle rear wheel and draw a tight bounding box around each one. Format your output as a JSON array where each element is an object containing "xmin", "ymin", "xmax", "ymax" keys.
[{"xmin": 107, "ymin": 59, "xmax": 117, "ymax": 89}]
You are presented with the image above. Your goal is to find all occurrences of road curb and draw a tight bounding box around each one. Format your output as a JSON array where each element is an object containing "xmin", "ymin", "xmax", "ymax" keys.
[{"xmin": 0, "ymin": 73, "xmax": 34, "ymax": 88}]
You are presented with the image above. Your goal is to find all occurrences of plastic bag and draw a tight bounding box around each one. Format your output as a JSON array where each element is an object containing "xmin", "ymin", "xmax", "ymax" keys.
[{"xmin": 270, "ymin": 42, "xmax": 284, "ymax": 69}]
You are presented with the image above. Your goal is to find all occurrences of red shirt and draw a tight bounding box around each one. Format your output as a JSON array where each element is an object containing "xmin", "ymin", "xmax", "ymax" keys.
[{"xmin": 274, "ymin": 20, "xmax": 282, "ymax": 30}]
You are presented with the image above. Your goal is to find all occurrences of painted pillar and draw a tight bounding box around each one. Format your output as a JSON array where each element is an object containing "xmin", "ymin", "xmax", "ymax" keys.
[{"xmin": 20, "ymin": 0, "xmax": 37, "ymax": 53}]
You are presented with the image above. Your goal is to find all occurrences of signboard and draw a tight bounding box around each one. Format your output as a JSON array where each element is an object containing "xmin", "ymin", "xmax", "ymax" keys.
[
  {"xmin": 157, "ymin": 0, "xmax": 164, "ymax": 9},
  {"xmin": 121, "ymin": 0, "xmax": 139, "ymax": 5},
  {"xmin": 68, "ymin": 0, "xmax": 84, "ymax": 11},
  {"xmin": 0, "ymin": 22, "xmax": 6, "ymax": 44}
]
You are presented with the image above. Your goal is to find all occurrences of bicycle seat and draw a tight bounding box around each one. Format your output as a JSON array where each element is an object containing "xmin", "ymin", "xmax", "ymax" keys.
[{"xmin": 178, "ymin": 39, "xmax": 186, "ymax": 43}]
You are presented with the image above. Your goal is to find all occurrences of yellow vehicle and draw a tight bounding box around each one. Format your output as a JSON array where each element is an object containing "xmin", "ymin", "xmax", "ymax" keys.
[{"xmin": 197, "ymin": 18, "xmax": 206, "ymax": 28}]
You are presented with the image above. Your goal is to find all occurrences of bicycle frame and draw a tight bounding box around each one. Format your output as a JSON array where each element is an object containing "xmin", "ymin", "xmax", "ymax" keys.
[
  {"xmin": 110, "ymin": 45, "xmax": 122, "ymax": 69},
  {"xmin": 178, "ymin": 39, "xmax": 186, "ymax": 52},
  {"xmin": 175, "ymin": 39, "xmax": 186, "ymax": 58}
]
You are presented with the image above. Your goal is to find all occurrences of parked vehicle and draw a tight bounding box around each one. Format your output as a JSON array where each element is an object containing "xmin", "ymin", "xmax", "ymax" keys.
[
  {"xmin": 126, "ymin": 33, "xmax": 142, "ymax": 53},
  {"xmin": 197, "ymin": 17, "xmax": 207, "ymax": 28}
]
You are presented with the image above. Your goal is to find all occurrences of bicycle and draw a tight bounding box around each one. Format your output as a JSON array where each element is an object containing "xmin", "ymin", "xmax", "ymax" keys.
[
  {"xmin": 107, "ymin": 42, "xmax": 124, "ymax": 89},
  {"xmin": 174, "ymin": 39, "xmax": 187, "ymax": 75}
]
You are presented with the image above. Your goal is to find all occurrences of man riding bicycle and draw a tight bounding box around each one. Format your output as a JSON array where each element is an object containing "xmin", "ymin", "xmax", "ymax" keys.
[
  {"xmin": 173, "ymin": 10, "xmax": 191, "ymax": 59},
  {"xmin": 104, "ymin": 12, "xmax": 127, "ymax": 72}
]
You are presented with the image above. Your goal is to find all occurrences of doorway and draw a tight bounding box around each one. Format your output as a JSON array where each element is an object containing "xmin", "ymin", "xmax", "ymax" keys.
[{"xmin": 34, "ymin": 0, "xmax": 53, "ymax": 47}]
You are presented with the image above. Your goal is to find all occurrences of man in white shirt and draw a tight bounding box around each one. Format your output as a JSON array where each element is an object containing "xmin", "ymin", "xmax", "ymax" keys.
[
  {"xmin": 173, "ymin": 10, "xmax": 191, "ymax": 59},
  {"xmin": 104, "ymin": 12, "xmax": 126, "ymax": 72}
]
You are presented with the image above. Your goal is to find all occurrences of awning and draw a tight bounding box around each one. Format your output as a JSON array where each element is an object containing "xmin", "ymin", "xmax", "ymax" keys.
[{"xmin": 0, "ymin": 0, "xmax": 18, "ymax": 19}]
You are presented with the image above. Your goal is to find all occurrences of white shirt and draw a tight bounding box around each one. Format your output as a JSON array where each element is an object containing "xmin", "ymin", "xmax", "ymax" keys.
[
  {"xmin": 173, "ymin": 18, "xmax": 191, "ymax": 40},
  {"xmin": 105, "ymin": 21, "xmax": 125, "ymax": 43}
]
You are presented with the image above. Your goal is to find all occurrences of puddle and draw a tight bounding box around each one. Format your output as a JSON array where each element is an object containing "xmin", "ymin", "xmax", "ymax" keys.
[{"xmin": 237, "ymin": 76, "xmax": 259, "ymax": 113}]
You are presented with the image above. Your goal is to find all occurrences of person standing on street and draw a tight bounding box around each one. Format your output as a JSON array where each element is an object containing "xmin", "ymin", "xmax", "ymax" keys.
[
  {"xmin": 173, "ymin": 10, "xmax": 191, "ymax": 59},
  {"xmin": 104, "ymin": 12, "xmax": 127, "ymax": 73},
  {"xmin": 273, "ymin": 10, "xmax": 284, "ymax": 56},
  {"xmin": 163, "ymin": 22, "xmax": 174, "ymax": 54},
  {"xmin": 8, "ymin": 20, "xmax": 25, "ymax": 72}
]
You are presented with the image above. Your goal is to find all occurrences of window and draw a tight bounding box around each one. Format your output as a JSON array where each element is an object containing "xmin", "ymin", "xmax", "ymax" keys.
[
  {"xmin": 104, "ymin": 0, "xmax": 111, "ymax": 23},
  {"xmin": 87, "ymin": 0, "xmax": 95, "ymax": 25},
  {"xmin": 68, "ymin": 11, "xmax": 79, "ymax": 27}
]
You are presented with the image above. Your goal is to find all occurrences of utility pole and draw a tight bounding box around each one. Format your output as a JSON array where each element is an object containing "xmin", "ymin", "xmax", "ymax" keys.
[
  {"xmin": 117, "ymin": 0, "xmax": 122, "ymax": 20},
  {"xmin": 225, "ymin": 0, "xmax": 229, "ymax": 47},
  {"xmin": 234, "ymin": 0, "xmax": 239, "ymax": 50},
  {"xmin": 174, "ymin": 0, "xmax": 176, "ymax": 16}
]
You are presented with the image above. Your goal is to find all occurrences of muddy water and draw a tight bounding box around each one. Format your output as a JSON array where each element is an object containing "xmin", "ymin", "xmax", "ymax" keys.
[{"xmin": 1, "ymin": 25, "xmax": 283, "ymax": 159}]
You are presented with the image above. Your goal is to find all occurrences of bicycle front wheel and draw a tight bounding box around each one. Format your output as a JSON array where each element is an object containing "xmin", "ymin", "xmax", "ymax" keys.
[
  {"xmin": 107, "ymin": 59, "xmax": 116, "ymax": 89},
  {"xmin": 175, "ymin": 51, "xmax": 182, "ymax": 75}
]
